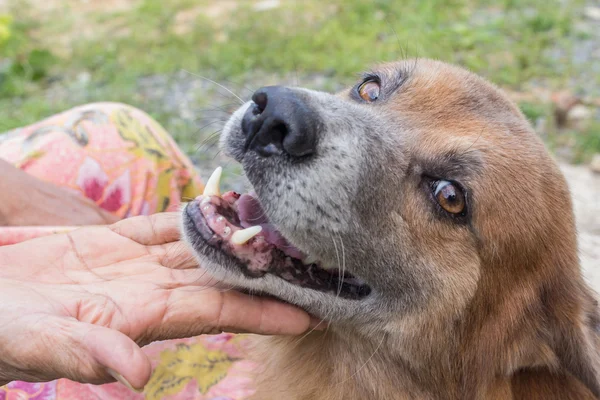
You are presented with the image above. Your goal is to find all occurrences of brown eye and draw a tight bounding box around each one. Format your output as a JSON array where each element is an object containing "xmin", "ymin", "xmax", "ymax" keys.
[
  {"xmin": 358, "ymin": 80, "xmax": 380, "ymax": 102},
  {"xmin": 433, "ymin": 180, "xmax": 466, "ymax": 215}
]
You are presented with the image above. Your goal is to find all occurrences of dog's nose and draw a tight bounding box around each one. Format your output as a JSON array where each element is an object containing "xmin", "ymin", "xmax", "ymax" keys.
[{"xmin": 241, "ymin": 86, "xmax": 318, "ymax": 157}]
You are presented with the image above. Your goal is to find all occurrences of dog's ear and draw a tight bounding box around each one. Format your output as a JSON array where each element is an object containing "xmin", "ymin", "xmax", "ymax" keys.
[{"xmin": 548, "ymin": 289, "xmax": 600, "ymax": 398}]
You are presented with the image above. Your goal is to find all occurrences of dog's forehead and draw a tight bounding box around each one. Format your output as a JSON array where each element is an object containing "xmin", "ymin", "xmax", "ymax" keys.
[
  {"xmin": 379, "ymin": 61, "xmax": 502, "ymax": 118},
  {"xmin": 368, "ymin": 61, "xmax": 533, "ymax": 156}
]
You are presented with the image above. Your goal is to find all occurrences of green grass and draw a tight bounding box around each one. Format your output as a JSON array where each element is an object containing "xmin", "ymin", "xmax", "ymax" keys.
[
  {"xmin": 572, "ymin": 122, "xmax": 600, "ymax": 163},
  {"xmin": 0, "ymin": 0, "xmax": 597, "ymax": 161},
  {"xmin": 62, "ymin": 0, "xmax": 583, "ymax": 83}
]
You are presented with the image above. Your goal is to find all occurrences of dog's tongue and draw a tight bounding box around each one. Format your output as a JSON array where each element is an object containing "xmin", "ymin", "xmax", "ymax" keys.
[
  {"xmin": 238, "ymin": 194, "xmax": 269, "ymax": 226},
  {"xmin": 237, "ymin": 193, "xmax": 305, "ymax": 260}
]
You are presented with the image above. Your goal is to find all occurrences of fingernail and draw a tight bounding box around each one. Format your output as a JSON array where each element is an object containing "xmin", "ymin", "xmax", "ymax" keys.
[
  {"xmin": 308, "ymin": 317, "xmax": 327, "ymax": 331},
  {"xmin": 106, "ymin": 368, "xmax": 143, "ymax": 393}
]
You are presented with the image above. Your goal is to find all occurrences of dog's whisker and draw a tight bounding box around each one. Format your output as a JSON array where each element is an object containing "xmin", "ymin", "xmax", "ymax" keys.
[
  {"xmin": 384, "ymin": 15, "xmax": 405, "ymax": 61},
  {"xmin": 334, "ymin": 335, "xmax": 385, "ymax": 387},
  {"xmin": 463, "ymin": 126, "xmax": 486, "ymax": 154},
  {"xmin": 182, "ymin": 69, "xmax": 245, "ymax": 104},
  {"xmin": 195, "ymin": 131, "xmax": 224, "ymax": 154},
  {"xmin": 195, "ymin": 120, "xmax": 225, "ymax": 133},
  {"xmin": 330, "ymin": 234, "xmax": 342, "ymax": 298},
  {"xmin": 215, "ymin": 76, "xmax": 257, "ymax": 96},
  {"xmin": 210, "ymin": 149, "xmax": 223, "ymax": 161},
  {"xmin": 192, "ymin": 102, "xmax": 241, "ymax": 116},
  {"xmin": 195, "ymin": 131, "xmax": 223, "ymax": 152},
  {"xmin": 339, "ymin": 234, "xmax": 346, "ymax": 300}
]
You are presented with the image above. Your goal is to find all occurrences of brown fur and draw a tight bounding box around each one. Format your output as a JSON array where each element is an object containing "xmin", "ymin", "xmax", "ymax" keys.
[{"xmin": 241, "ymin": 62, "xmax": 600, "ymax": 399}]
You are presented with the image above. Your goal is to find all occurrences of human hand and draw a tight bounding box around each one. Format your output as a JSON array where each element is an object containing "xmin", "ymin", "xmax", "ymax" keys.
[
  {"xmin": 0, "ymin": 159, "xmax": 118, "ymax": 226},
  {"xmin": 0, "ymin": 213, "xmax": 315, "ymax": 390}
]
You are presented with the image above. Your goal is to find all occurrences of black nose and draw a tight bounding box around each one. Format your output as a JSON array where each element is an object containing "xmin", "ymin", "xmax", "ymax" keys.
[{"xmin": 241, "ymin": 86, "xmax": 319, "ymax": 157}]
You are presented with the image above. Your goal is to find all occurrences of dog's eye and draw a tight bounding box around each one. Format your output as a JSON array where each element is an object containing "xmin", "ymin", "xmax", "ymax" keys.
[
  {"xmin": 358, "ymin": 80, "xmax": 380, "ymax": 102},
  {"xmin": 433, "ymin": 180, "xmax": 465, "ymax": 215}
]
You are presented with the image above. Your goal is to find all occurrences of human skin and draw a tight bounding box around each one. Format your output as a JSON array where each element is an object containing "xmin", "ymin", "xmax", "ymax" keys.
[
  {"xmin": 0, "ymin": 159, "xmax": 118, "ymax": 227},
  {"xmin": 0, "ymin": 212, "xmax": 316, "ymax": 390}
]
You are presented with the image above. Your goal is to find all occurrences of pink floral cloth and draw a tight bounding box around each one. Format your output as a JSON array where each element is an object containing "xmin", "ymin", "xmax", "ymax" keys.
[
  {"xmin": 0, "ymin": 102, "xmax": 202, "ymax": 218},
  {"xmin": 0, "ymin": 102, "xmax": 204, "ymax": 246},
  {"xmin": 0, "ymin": 103, "xmax": 256, "ymax": 399},
  {"xmin": 0, "ymin": 334, "xmax": 256, "ymax": 400}
]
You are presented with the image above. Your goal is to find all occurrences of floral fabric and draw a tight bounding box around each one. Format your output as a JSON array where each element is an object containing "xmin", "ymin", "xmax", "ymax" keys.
[
  {"xmin": 0, "ymin": 102, "xmax": 202, "ymax": 218},
  {"xmin": 0, "ymin": 103, "xmax": 256, "ymax": 399},
  {"xmin": 0, "ymin": 334, "xmax": 256, "ymax": 400}
]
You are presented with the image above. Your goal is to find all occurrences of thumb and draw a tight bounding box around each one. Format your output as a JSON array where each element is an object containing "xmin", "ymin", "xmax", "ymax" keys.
[
  {"xmin": 143, "ymin": 289, "xmax": 316, "ymax": 342},
  {"xmin": 79, "ymin": 321, "xmax": 151, "ymax": 390},
  {"xmin": 15, "ymin": 316, "xmax": 151, "ymax": 390}
]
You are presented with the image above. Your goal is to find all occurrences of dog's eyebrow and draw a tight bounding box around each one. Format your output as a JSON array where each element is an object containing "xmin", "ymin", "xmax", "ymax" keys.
[
  {"xmin": 419, "ymin": 150, "xmax": 483, "ymax": 181},
  {"xmin": 360, "ymin": 70, "xmax": 380, "ymax": 80}
]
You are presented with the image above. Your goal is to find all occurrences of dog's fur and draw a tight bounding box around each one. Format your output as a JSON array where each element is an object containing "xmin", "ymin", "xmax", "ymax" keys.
[{"xmin": 183, "ymin": 59, "xmax": 600, "ymax": 399}]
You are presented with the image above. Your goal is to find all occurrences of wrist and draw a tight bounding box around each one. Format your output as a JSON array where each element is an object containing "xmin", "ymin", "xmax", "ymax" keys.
[
  {"xmin": 0, "ymin": 161, "xmax": 21, "ymax": 225},
  {"xmin": 0, "ymin": 163, "xmax": 29, "ymax": 222},
  {"xmin": 0, "ymin": 160, "xmax": 46, "ymax": 226}
]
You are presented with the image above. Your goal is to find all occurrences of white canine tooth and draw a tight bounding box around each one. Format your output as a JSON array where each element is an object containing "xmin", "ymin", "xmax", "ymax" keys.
[
  {"xmin": 203, "ymin": 166, "xmax": 222, "ymax": 196},
  {"xmin": 231, "ymin": 226, "xmax": 262, "ymax": 245}
]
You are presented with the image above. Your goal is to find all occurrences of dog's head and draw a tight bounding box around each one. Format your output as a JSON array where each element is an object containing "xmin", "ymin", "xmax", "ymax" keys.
[{"xmin": 182, "ymin": 59, "xmax": 599, "ymax": 395}]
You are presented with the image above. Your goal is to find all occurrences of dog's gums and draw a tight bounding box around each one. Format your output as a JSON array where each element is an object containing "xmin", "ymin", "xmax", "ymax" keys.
[{"xmin": 185, "ymin": 168, "xmax": 371, "ymax": 300}]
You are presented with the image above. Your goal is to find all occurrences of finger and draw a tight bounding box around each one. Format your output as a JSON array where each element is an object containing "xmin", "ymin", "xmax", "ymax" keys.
[
  {"xmin": 82, "ymin": 322, "xmax": 151, "ymax": 390},
  {"xmin": 143, "ymin": 288, "xmax": 313, "ymax": 343},
  {"xmin": 110, "ymin": 212, "xmax": 181, "ymax": 246},
  {"xmin": 10, "ymin": 316, "xmax": 152, "ymax": 390},
  {"xmin": 214, "ymin": 292, "xmax": 313, "ymax": 335}
]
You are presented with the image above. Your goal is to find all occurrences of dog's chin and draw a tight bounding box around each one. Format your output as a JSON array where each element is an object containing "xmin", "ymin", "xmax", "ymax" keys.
[{"xmin": 181, "ymin": 189, "xmax": 373, "ymax": 319}]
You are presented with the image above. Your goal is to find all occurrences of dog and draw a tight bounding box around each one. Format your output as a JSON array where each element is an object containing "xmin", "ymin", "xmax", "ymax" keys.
[{"xmin": 181, "ymin": 59, "xmax": 600, "ymax": 399}]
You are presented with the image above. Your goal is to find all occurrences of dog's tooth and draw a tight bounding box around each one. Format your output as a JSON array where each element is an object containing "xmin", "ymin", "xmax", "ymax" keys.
[
  {"xmin": 231, "ymin": 226, "xmax": 262, "ymax": 245},
  {"xmin": 303, "ymin": 255, "xmax": 318, "ymax": 265},
  {"xmin": 203, "ymin": 167, "xmax": 222, "ymax": 196}
]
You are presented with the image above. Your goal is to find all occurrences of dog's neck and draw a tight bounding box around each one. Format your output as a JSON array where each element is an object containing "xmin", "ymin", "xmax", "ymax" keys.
[
  {"xmin": 248, "ymin": 329, "xmax": 439, "ymax": 400},
  {"xmin": 248, "ymin": 253, "xmax": 600, "ymax": 399}
]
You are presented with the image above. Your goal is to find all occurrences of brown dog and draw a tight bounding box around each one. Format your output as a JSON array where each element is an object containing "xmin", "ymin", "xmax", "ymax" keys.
[{"xmin": 182, "ymin": 59, "xmax": 600, "ymax": 399}]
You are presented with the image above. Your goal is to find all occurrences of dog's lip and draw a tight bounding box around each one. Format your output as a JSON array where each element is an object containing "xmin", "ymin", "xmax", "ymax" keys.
[
  {"xmin": 184, "ymin": 196, "xmax": 371, "ymax": 299},
  {"xmin": 183, "ymin": 168, "xmax": 372, "ymax": 300}
]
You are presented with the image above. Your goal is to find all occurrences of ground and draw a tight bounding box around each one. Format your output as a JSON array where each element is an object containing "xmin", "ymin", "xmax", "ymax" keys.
[
  {"xmin": 561, "ymin": 163, "xmax": 600, "ymax": 286},
  {"xmin": 0, "ymin": 1, "xmax": 598, "ymax": 276}
]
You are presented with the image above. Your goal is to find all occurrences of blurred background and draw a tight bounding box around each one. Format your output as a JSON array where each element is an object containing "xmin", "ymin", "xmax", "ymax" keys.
[{"xmin": 0, "ymin": 0, "xmax": 598, "ymax": 266}]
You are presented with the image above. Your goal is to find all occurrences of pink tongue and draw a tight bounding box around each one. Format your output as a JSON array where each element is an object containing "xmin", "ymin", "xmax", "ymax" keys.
[
  {"xmin": 237, "ymin": 193, "xmax": 305, "ymax": 260},
  {"xmin": 238, "ymin": 194, "xmax": 269, "ymax": 226}
]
